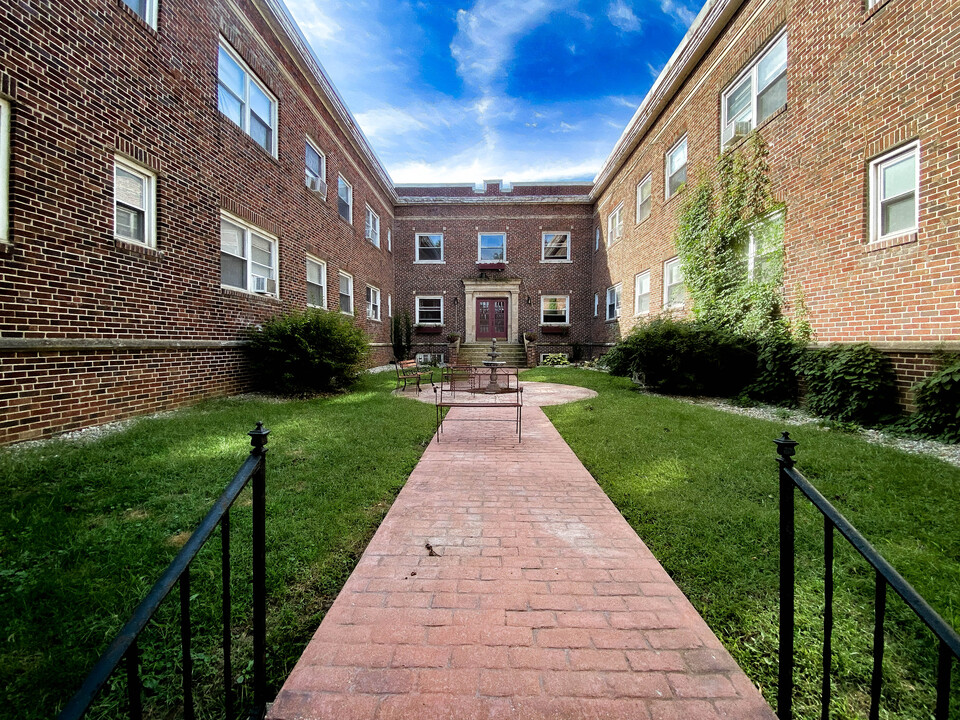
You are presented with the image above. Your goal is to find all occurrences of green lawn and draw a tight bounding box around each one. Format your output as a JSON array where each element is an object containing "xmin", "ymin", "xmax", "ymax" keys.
[
  {"xmin": 0, "ymin": 371, "xmax": 437, "ymax": 719},
  {"xmin": 521, "ymin": 367, "xmax": 960, "ymax": 720}
]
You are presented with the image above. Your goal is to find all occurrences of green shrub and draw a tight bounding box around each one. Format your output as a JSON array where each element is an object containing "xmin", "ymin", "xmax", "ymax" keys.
[
  {"xmin": 391, "ymin": 312, "xmax": 413, "ymax": 361},
  {"xmin": 801, "ymin": 344, "xmax": 898, "ymax": 425},
  {"xmin": 540, "ymin": 353, "xmax": 571, "ymax": 367},
  {"xmin": 604, "ymin": 318, "xmax": 756, "ymax": 397},
  {"xmin": 244, "ymin": 309, "xmax": 370, "ymax": 395},
  {"xmin": 743, "ymin": 332, "xmax": 802, "ymax": 406},
  {"xmin": 905, "ymin": 356, "xmax": 960, "ymax": 442}
]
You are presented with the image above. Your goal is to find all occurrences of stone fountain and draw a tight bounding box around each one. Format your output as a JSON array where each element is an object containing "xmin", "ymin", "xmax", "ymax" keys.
[{"xmin": 481, "ymin": 337, "xmax": 506, "ymax": 394}]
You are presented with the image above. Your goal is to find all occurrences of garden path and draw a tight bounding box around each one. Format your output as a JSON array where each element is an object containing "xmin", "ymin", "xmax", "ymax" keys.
[{"xmin": 268, "ymin": 396, "xmax": 775, "ymax": 720}]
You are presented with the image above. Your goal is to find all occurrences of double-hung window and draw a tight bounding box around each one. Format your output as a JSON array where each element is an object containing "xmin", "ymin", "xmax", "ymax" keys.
[
  {"xmin": 542, "ymin": 232, "xmax": 570, "ymax": 261},
  {"xmin": 478, "ymin": 233, "xmax": 506, "ymax": 262},
  {"xmin": 121, "ymin": 0, "xmax": 158, "ymax": 27},
  {"xmin": 634, "ymin": 271, "xmax": 650, "ymax": 315},
  {"xmin": 636, "ymin": 174, "xmax": 652, "ymax": 224},
  {"xmin": 0, "ymin": 97, "xmax": 9, "ymax": 245},
  {"xmin": 365, "ymin": 205, "xmax": 380, "ymax": 247},
  {"xmin": 337, "ymin": 175, "xmax": 352, "ymax": 222},
  {"xmin": 306, "ymin": 256, "xmax": 326, "ymax": 308},
  {"xmin": 722, "ymin": 32, "xmax": 787, "ymax": 146},
  {"xmin": 746, "ymin": 211, "xmax": 784, "ymax": 282},
  {"xmin": 666, "ymin": 136, "xmax": 687, "ymax": 199},
  {"xmin": 869, "ymin": 142, "xmax": 919, "ymax": 243},
  {"xmin": 338, "ymin": 271, "xmax": 353, "ymax": 314},
  {"xmin": 114, "ymin": 157, "xmax": 156, "ymax": 247},
  {"xmin": 607, "ymin": 204, "xmax": 624, "ymax": 245},
  {"xmin": 305, "ymin": 140, "xmax": 326, "ymax": 196},
  {"xmin": 595, "ymin": 227, "xmax": 600, "ymax": 251},
  {"xmin": 664, "ymin": 257, "xmax": 685, "ymax": 309},
  {"xmin": 217, "ymin": 41, "xmax": 277, "ymax": 156},
  {"xmin": 541, "ymin": 296, "xmax": 569, "ymax": 325},
  {"xmin": 416, "ymin": 296, "xmax": 443, "ymax": 325},
  {"xmin": 366, "ymin": 285, "xmax": 381, "ymax": 321},
  {"xmin": 606, "ymin": 284, "xmax": 621, "ymax": 321},
  {"xmin": 416, "ymin": 233, "xmax": 443, "ymax": 262},
  {"xmin": 220, "ymin": 214, "xmax": 278, "ymax": 296}
]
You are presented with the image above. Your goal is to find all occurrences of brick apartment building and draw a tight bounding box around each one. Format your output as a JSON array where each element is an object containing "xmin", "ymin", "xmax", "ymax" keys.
[{"xmin": 0, "ymin": 0, "xmax": 958, "ymax": 443}]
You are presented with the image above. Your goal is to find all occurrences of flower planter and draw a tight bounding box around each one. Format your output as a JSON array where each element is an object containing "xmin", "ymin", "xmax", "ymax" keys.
[
  {"xmin": 477, "ymin": 263, "xmax": 506, "ymax": 271},
  {"xmin": 541, "ymin": 325, "xmax": 569, "ymax": 335},
  {"xmin": 416, "ymin": 325, "xmax": 443, "ymax": 334}
]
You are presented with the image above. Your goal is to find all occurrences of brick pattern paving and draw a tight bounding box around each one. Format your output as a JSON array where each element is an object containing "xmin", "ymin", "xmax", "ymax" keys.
[{"xmin": 268, "ymin": 406, "xmax": 776, "ymax": 720}]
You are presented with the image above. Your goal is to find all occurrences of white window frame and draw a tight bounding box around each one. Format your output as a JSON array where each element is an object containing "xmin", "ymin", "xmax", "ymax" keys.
[
  {"xmin": 415, "ymin": 233, "xmax": 444, "ymax": 263},
  {"xmin": 306, "ymin": 255, "xmax": 326, "ymax": 309},
  {"xmin": 664, "ymin": 257, "xmax": 685, "ymax": 309},
  {"xmin": 869, "ymin": 141, "xmax": 920, "ymax": 243},
  {"xmin": 338, "ymin": 271, "xmax": 354, "ymax": 315},
  {"xmin": 746, "ymin": 210, "xmax": 785, "ymax": 281},
  {"xmin": 540, "ymin": 295, "xmax": 570, "ymax": 325},
  {"xmin": 636, "ymin": 173, "xmax": 652, "ymax": 224},
  {"xmin": 388, "ymin": 294, "xmax": 392, "ymax": 317},
  {"xmin": 121, "ymin": 0, "xmax": 158, "ymax": 28},
  {"xmin": 721, "ymin": 31, "xmax": 788, "ymax": 147},
  {"xmin": 219, "ymin": 211, "xmax": 279, "ymax": 297},
  {"xmin": 477, "ymin": 232, "xmax": 507, "ymax": 262},
  {"xmin": 366, "ymin": 284, "xmax": 381, "ymax": 322},
  {"xmin": 365, "ymin": 205, "xmax": 380, "ymax": 247},
  {"xmin": 595, "ymin": 227, "xmax": 600, "ymax": 251},
  {"xmin": 665, "ymin": 136, "xmax": 688, "ymax": 200},
  {"xmin": 217, "ymin": 40, "xmax": 278, "ymax": 157},
  {"xmin": 337, "ymin": 175, "xmax": 352, "ymax": 223},
  {"xmin": 606, "ymin": 284, "xmax": 621, "ymax": 321},
  {"xmin": 0, "ymin": 97, "xmax": 8, "ymax": 245},
  {"xmin": 416, "ymin": 296, "xmax": 444, "ymax": 325},
  {"xmin": 594, "ymin": 292, "xmax": 599, "ymax": 317},
  {"xmin": 606, "ymin": 204, "xmax": 624, "ymax": 246},
  {"xmin": 541, "ymin": 231, "xmax": 571, "ymax": 262},
  {"xmin": 114, "ymin": 157, "xmax": 157, "ymax": 248},
  {"xmin": 304, "ymin": 138, "xmax": 326, "ymax": 196},
  {"xmin": 634, "ymin": 271, "xmax": 651, "ymax": 316},
  {"xmin": 387, "ymin": 229, "xmax": 392, "ymax": 252}
]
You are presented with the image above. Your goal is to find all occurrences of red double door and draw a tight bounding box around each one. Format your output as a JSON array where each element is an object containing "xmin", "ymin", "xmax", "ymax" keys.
[{"xmin": 476, "ymin": 297, "xmax": 508, "ymax": 339}]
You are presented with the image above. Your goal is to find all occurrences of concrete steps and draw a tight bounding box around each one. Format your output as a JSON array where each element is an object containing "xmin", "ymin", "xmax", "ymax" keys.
[{"xmin": 456, "ymin": 342, "xmax": 527, "ymax": 367}]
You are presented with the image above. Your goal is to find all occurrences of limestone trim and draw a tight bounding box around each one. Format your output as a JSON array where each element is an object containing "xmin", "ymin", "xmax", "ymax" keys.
[{"xmin": 462, "ymin": 278, "xmax": 521, "ymax": 344}]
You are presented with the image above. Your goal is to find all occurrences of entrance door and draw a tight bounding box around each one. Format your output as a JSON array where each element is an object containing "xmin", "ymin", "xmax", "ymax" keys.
[{"xmin": 476, "ymin": 297, "xmax": 508, "ymax": 339}]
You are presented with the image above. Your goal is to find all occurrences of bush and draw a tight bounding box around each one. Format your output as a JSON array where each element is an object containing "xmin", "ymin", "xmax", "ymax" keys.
[
  {"xmin": 540, "ymin": 353, "xmax": 570, "ymax": 367},
  {"xmin": 904, "ymin": 356, "xmax": 960, "ymax": 442},
  {"xmin": 244, "ymin": 309, "xmax": 370, "ymax": 395},
  {"xmin": 391, "ymin": 312, "xmax": 412, "ymax": 361},
  {"xmin": 743, "ymin": 332, "xmax": 802, "ymax": 406},
  {"xmin": 801, "ymin": 344, "xmax": 898, "ymax": 425},
  {"xmin": 604, "ymin": 318, "xmax": 756, "ymax": 397}
]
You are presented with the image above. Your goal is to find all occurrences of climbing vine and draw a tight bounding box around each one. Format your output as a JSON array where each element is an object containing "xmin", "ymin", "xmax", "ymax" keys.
[{"xmin": 673, "ymin": 132, "xmax": 792, "ymax": 338}]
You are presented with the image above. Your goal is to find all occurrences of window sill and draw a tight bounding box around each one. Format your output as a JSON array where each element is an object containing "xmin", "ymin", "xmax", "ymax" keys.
[
  {"xmin": 605, "ymin": 317, "xmax": 620, "ymax": 323},
  {"xmin": 414, "ymin": 260, "xmax": 446, "ymax": 265},
  {"xmin": 634, "ymin": 218, "xmax": 651, "ymax": 228},
  {"xmin": 220, "ymin": 286, "xmax": 281, "ymax": 302},
  {"xmin": 863, "ymin": 0, "xmax": 892, "ymax": 22},
  {"xmin": 633, "ymin": 311, "xmax": 650, "ymax": 318},
  {"xmin": 218, "ymin": 114, "xmax": 279, "ymax": 163},
  {"xmin": 476, "ymin": 260, "xmax": 509, "ymax": 265},
  {"xmin": 115, "ymin": 238, "xmax": 162, "ymax": 259},
  {"xmin": 866, "ymin": 232, "xmax": 918, "ymax": 252},
  {"xmin": 664, "ymin": 187, "xmax": 685, "ymax": 206},
  {"xmin": 368, "ymin": 317, "xmax": 382, "ymax": 323},
  {"xmin": 307, "ymin": 304, "xmax": 327, "ymax": 310},
  {"xmin": 540, "ymin": 259, "xmax": 572, "ymax": 264}
]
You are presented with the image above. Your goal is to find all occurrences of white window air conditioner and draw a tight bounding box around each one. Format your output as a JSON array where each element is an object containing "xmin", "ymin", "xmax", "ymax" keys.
[
  {"xmin": 253, "ymin": 275, "xmax": 276, "ymax": 294},
  {"xmin": 723, "ymin": 120, "xmax": 754, "ymax": 147},
  {"xmin": 306, "ymin": 174, "xmax": 327, "ymax": 197}
]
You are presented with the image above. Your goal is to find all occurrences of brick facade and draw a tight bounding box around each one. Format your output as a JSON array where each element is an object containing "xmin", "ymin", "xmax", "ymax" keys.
[{"xmin": 1, "ymin": 0, "xmax": 958, "ymax": 443}]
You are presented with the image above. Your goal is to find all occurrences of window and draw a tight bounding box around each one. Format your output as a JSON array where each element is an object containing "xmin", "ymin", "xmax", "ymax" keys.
[
  {"xmin": 666, "ymin": 136, "xmax": 687, "ymax": 199},
  {"xmin": 595, "ymin": 227, "xmax": 600, "ymax": 251},
  {"xmin": 121, "ymin": 0, "xmax": 157, "ymax": 27},
  {"xmin": 478, "ymin": 233, "xmax": 506, "ymax": 262},
  {"xmin": 745, "ymin": 211, "xmax": 784, "ymax": 282},
  {"xmin": 365, "ymin": 206, "xmax": 380, "ymax": 247},
  {"xmin": 634, "ymin": 271, "xmax": 650, "ymax": 315},
  {"xmin": 416, "ymin": 296, "xmax": 443, "ymax": 325},
  {"xmin": 416, "ymin": 233, "xmax": 444, "ymax": 262},
  {"xmin": 337, "ymin": 175, "xmax": 352, "ymax": 223},
  {"xmin": 721, "ymin": 32, "xmax": 787, "ymax": 145},
  {"xmin": 594, "ymin": 293, "xmax": 599, "ymax": 317},
  {"xmin": 114, "ymin": 157, "xmax": 156, "ymax": 247},
  {"xmin": 664, "ymin": 257, "xmax": 685, "ymax": 309},
  {"xmin": 0, "ymin": 98, "xmax": 8, "ymax": 245},
  {"xmin": 388, "ymin": 294, "xmax": 392, "ymax": 317},
  {"xmin": 636, "ymin": 174, "xmax": 652, "ymax": 224},
  {"xmin": 306, "ymin": 256, "xmax": 326, "ymax": 308},
  {"xmin": 542, "ymin": 232, "xmax": 570, "ymax": 261},
  {"xmin": 388, "ymin": 229, "xmax": 392, "ymax": 252},
  {"xmin": 305, "ymin": 139, "xmax": 326, "ymax": 196},
  {"xmin": 541, "ymin": 296, "xmax": 570, "ymax": 324},
  {"xmin": 338, "ymin": 271, "xmax": 353, "ymax": 314},
  {"xmin": 869, "ymin": 142, "xmax": 919, "ymax": 242},
  {"xmin": 220, "ymin": 214, "xmax": 278, "ymax": 296},
  {"xmin": 606, "ymin": 284, "xmax": 621, "ymax": 321},
  {"xmin": 366, "ymin": 285, "xmax": 381, "ymax": 321},
  {"xmin": 607, "ymin": 204, "xmax": 624, "ymax": 245},
  {"xmin": 217, "ymin": 41, "xmax": 277, "ymax": 156}
]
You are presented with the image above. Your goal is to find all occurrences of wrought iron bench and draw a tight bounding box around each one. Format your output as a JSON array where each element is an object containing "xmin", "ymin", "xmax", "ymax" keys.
[
  {"xmin": 433, "ymin": 384, "xmax": 523, "ymax": 442},
  {"xmin": 395, "ymin": 359, "xmax": 433, "ymax": 392}
]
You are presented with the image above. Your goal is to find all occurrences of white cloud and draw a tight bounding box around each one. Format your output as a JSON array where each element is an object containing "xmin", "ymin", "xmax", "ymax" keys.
[
  {"xmin": 660, "ymin": 0, "xmax": 697, "ymax": 28},
  {"xmin": 647, "ymin": 61, "xmax": 664, "ymax": 81},
  {"xmin": 354, "ymin": 106, "xmax": 429, "ymax": 142},
  {"xmin": 607, "ymin": 0, "xmax": 641, "ymax": 33},
  {"xmin": 391, "ymin": 151, "xmax": 604, "ymax": 185}
]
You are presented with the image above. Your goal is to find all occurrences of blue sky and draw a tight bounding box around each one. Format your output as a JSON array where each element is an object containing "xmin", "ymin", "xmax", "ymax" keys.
[{"xmin": 284, "ymin": 0, "xmax": 705, "ymax": 184}]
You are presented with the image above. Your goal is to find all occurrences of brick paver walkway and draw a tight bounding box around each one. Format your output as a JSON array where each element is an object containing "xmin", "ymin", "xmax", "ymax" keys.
[{"xmin": 268, "ymin": 404, "xmax": 776, "ymax": 720}]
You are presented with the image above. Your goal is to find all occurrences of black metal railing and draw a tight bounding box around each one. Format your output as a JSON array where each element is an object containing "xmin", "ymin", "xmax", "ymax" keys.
[
  {"xmin": 58, "ymin": 422, "xmax": 270, "ymax": 720},
  {"xmin": 775, "ymin": 431, "xmax": 959, "ymax": 720}
]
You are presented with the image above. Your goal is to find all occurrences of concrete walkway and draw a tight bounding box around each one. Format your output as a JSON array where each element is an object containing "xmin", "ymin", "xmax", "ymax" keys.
[{"xmin": 269, "ymin": 399, "xmax": 776, "ymax": 720}]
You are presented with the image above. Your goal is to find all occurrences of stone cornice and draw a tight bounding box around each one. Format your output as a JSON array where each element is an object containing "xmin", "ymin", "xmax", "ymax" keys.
[{"xmin": 395, "ymin": 195, "xmax": 593, "ymax": 206}]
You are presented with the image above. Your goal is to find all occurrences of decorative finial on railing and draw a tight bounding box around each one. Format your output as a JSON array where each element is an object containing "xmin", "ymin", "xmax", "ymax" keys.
[
  {"xmin": 249, "ymin": 421, "xmax": 270, "ymax": 455},
  {"xmin": 774, "ymin": 431, "xmax": 798, "ymax": 468}
]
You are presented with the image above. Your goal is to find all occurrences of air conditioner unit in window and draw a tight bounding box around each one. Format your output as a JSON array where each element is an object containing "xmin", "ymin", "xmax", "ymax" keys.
[
  {"xmin": 724, "ymin": 121, "xmax": 754, "ymax": 147},
  {"xmin": 306, "ymin": 175, "xmax": 327, "ymax": 197},
  {"xmin": 253, "ymin": 275, "xmax": 276, "ymax": 294}
]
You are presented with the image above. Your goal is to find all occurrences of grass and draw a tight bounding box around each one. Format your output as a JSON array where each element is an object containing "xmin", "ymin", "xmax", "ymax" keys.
[
  {"xmin": 0, "ymin": 371, "xmax": 437, "ymax": 719},
  {"xmin": 521, "ymin": 367, "xmax": 960, "ymax": 720}
]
